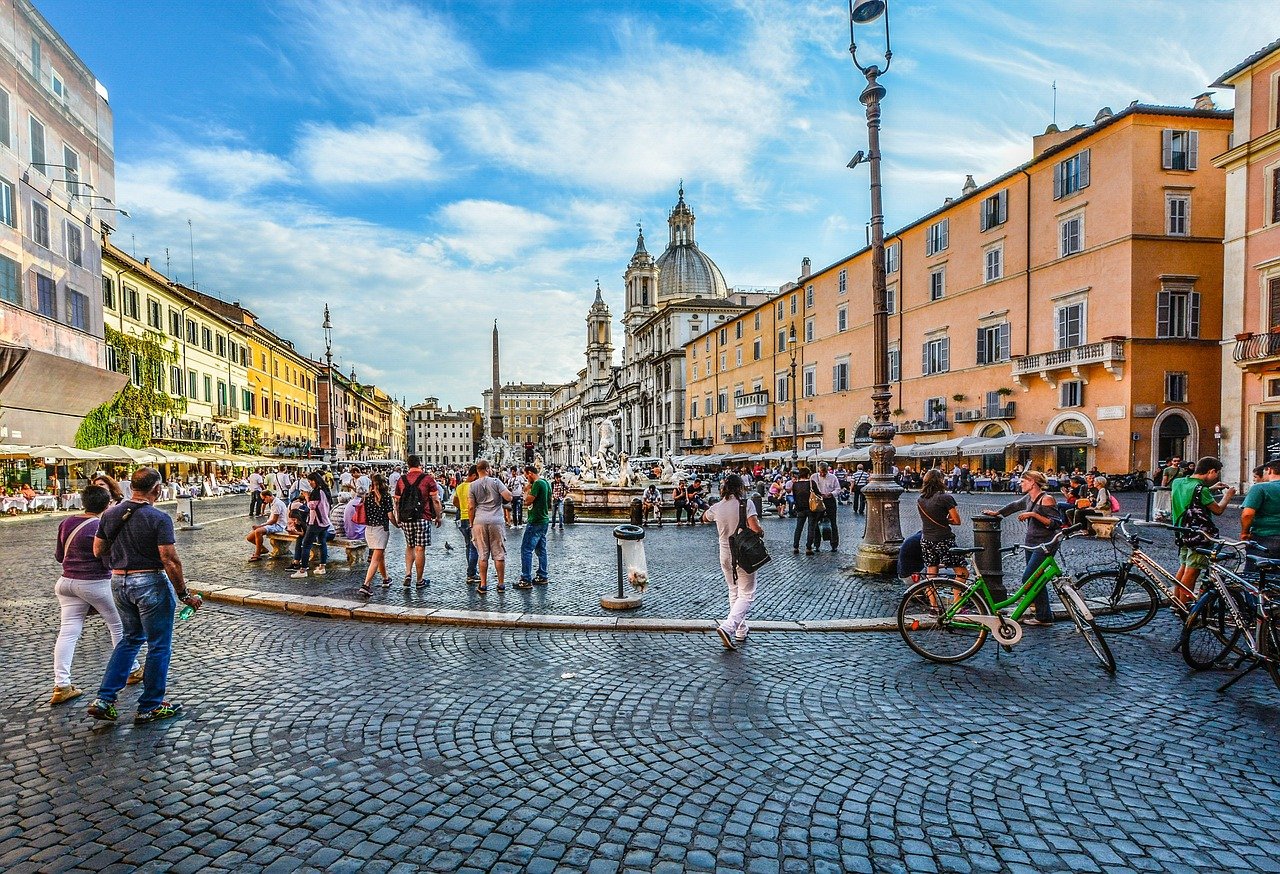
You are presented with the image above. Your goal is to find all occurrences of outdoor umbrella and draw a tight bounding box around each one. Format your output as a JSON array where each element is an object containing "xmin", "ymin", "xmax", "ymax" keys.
[
  {"xmin": 25, "ymin": 445, "xmax": 110, "ymax": 461},
  {"xmin": 0, "ymin": 444, "xmax": 32, "ymax": 458},
  {"xmin": 148, "ymin": 448, "xmax": 200, "ymax": 464},
  {"xmin": 87, "ymin": 444, "xmax": 161, "ymax": 464}
]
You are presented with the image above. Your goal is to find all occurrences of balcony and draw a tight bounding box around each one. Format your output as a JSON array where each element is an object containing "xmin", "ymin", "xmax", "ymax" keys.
[
  {"xmin": 898, "ymin": 417, "xmax": 952, "ymax": 434},
  {"xmin": 723, "ymin": 428, "xmax": 765, "ymax": 444},
  {"xmin": 733, "ymin": 390, "xmax": 769, "ymax": 419},
  {"xmin": 769, "ymin": 422, "xmax": 823, "ymax": 438},
  {"xmin": 1012, "ymin": 339, "xmax": 1125, "ymax": 388},
  {"xmin": 955, "ymin": 402, "xmax": 1016, "ymax": 423},
  {"xmin": 214, "ymin": 403, "xmax": 238, "ymax": 422},
  {"xmin": 679, "ymin": 436, "xmax": 708, "ymax": 450},
  {"xmin": 1233, "ymin": 332, "xmax": 1280, "ymax": 370}
]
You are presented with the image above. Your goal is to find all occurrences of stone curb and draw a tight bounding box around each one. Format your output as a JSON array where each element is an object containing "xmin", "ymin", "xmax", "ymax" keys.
[{"xmin": 195, "ymin": 583, "xmax": 901, "ymax": 633}]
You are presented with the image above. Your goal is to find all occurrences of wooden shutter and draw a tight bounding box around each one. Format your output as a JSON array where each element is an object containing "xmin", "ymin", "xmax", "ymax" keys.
[
  {"xmin": 1156, "ymin": 290, "xmax": 1171, "ymax": 337},
  {"xmin": 922, "ymin": 343, "xmax": 930, "ymax": 375},
  {"xmin": 941, "ymin": 337, "xmax": 950, "ymax": 372},
  {"xmin": 976, "ymin": 327, "xmax": 987, "ymax": 365},
  {"xmin": 998, "ymin": 322, "xmax": 1011, "ymax": 361},
  {"xmin": 998, "ymin": 189, "xmax": 1008, "ymax": 224},
  {"xmin": 1161, "ymin": 129, "xmax": 1173, "ymax": 169},
  {"xmin": 940, "ymin": 219, "xmax": 949, "ymax": 250},
  {"xmin": 1053, "ymin": 162, "xmax": 1063, "ymax": 200},
  {"xmin": 1273, "ymin": 168, "xmax": 1280, "ymax": 224},
  {"xmin": 1270, "ymin": 278, "xmax": 1280, "ymax": 330},
  {"xmin": 1079, "ymin": 149, "xmax": 1091, "ymax": 189},
  {"xmin": 980, "ymin": 200, "xmax": 990, "ymax": 232},
  {"xmin": 1187, "ymin": 131, "xmax": 1199, "ymax": 170},
  {"xmin": 1189, "ymin": 291, "xmax": 1201, "ymax": 338}
]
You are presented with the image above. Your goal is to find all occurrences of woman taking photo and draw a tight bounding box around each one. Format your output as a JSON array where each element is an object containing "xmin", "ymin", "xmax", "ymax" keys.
[
  {"xmin": 917, "ymin": 469, "xmax": 966, "ymax": 580},
  {"xmin": 703, "ymin": 473, "xmax": 764, "ymax": 650},
  {"xmin": 359, "ymin": 474, "xmax": 394, "ymax": 596},
  {"xmin": 291, "ymin": 472, "xmax": 333, "ymax": 579}
]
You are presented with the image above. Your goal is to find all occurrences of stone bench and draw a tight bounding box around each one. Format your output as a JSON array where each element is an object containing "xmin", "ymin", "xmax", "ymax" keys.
[{"xmin": 266, "ymin": 532, "xmax": 368, "ymax": 566}]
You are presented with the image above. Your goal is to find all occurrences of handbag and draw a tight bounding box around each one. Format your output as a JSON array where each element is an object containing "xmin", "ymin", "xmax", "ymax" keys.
[
  {"xmin": 729, "ymin": 499, "xmax": 771, "ymax": 574},
  {"xmin": 352, "ymin": 498, "xmax": 366, "ymax": 525},
  {"xmin": 808, "ymin": 487, "xmax": 824, "ymax": 514}
]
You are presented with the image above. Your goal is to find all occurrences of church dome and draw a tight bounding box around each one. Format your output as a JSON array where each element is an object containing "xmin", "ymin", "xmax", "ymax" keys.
[{"xmin": 654, "ymin": 185, "xmax": 729, "ymax": 300}]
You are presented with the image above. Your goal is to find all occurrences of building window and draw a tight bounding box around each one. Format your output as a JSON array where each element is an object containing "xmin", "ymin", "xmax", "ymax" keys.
[
  {"xmin": 1060, "ymin": 380, "xmax": 1084, "ymax": 408},
  {"xmin": 929, "ymin": 267, "xmax": 945, "ymax": 301},
  {"xmin": 837, "ymin": 305, "xmax": 848, "ymax": 332},
  {"xmin": 802, "ymin": 365, "xmax": 816, "ymax": 397},
  {"xmin": 1166, "ymin": 194, "xmax": 1190, "ymax": 236},
  {"xmin": 146, "ymin": 298, "xmax": 162, "ymax": 329},
  {"xmin": 202, "ymin": 326, "xmax": 213, "ymax": 351},
  {"xmin": 217, "ymin": 334, "xmax": 227, "ymax": 358},
  {"xmin": 203, "ymin": 375, "xmax": 212, "ymax": 403},
  {"xmin": 170, "ymin": 366, "xmax": 182, "ymax": 395},
  {"xmin": 735, "ymin": 321, "xmax": 742, "ymax": 339},
  {"xmin": 752, "ymin": 338, "xmax": 761, "ymax": 360},
  {"xmin": 690, "ymin": 400, "xmax": 698, "ymax": 420},
  {"xmin": 1055, "ymin": 301, "xmax": 1085, "ymax": 349},
  {"xmin": 187, "ymin": 371, "xmax": 197, "ymax": 399},
  {"xmin": 925, "ymin": 397, "xmax": 946, "ymax": 424},
  {"xmin": 128, "ymin": 353, "xmax": 143, "ymax": 387},
  {"xmin": 1054, "ymin": 149, "xmax": 1091, "ymax": 199},
  {"xmin": 29, "ymin": 36, "xmax": 40, "ymax": 77},
  {"xmin": 67, "ymin": 288, "xmax": 87, "ymax": 330},
  {"xmin": 776, "ymin": 374, "xmax": 789, "ymax": 404},
  {"xmin": 691, "ymin": 362, "xmax": 698, "ymax": 380},
  {"xmin": 886, "ymin": 284, "xmax": 897, "ymax": 315},
  {"xmin": 886, "ymin": 241, "xmax": 900, "ymax": 274},
  {"xmin": 775, "ymin": 302, "xmax": 784, "ymax": 320},
  {"xmin": 735, "ymin": 347, "xmax": 742, "ymax": 366},
  {"xmin": 717, "ymin": 391, "xmax": 728, "ymax": 414},
  {"xmin": 1165, "ymin": 372, "xmax": 1188, "ymax": 403},
  {"xmin": 35, "ymin": 272, "xmax": 55, "ymax": 318},
  {"xmin": 925, "ymin": 219, "xmax": 949, "ymax": 256},
  {"xmin": 805, "ymin": 285, "xmax": 814, "ymax": 308},
  {"xmin": 0, "ymin": 87, "xmax": 9, "ymax": 149},
  {"xmin": 980, "ymin": 190, "xmax": 1008, "ymax": 231},
  {"xmin": 102, "ymin": 277, "xmax": 115, "ymax": 311},
  {"xmin": 838, "ymin": 269, "xmax": 847, "ymax": 294},
  {"xmin": 1269, "ymin": 277, "xmax": 1280, "ymax": 330},
  {"xmin": 984, "ymin": 245, "xmax": 1003, "ymax": 282},
  {"xmin": 0, "ymin": 178, "xmax": 14, "ymax": 228},
  {"xmin": 186, "ymin": 319, "xmax": 197, "ymax": 344},
  {"xmin": 62, "ymin": 145, "xmax": 79, "ymax": 198},
  {"xmin": 1162, "ymin": 130, "xmax": 1198, "ymax": 171},
  {"xmin": 1156, "ymin": 289, "xmax": 1200, "ymax": 339},
  {"xmin": 923, "ymin": 337, "xmax": 950, "ymax": 375},
  {"xmin": 28, "ymin": 115, "xmax": 45, "ymax": 169},
  {"xmin": 704, "ymin": 397, "xmax": 712, "ymax": 416},
  {"xmin": 1273, "ymin": 167, "xmax": 1280, "ymax": 225},
  {"xmin": 777, "ymin": 329, "xmax": 787, "ymax": 352},
  {"xmin": 719, "ymin": 353, "xmax": 725, "ymax": 371},
  {"xmin": 832, "ymin": 361, "xmax": 849, "ymax": 393},
  {"xmin": 0, "ymin": 254, "xmax": 18, "ymax": 305},
  {"xmin": 1059, "ymin": 214, "xmax": 1084, "ymax": 257},
  {"xmin": 719, "ymin": 328, "xmax": 727, "ymax": 345},
  {"xmin": 977, "ymin": 322, "xmax": 1011, "ymax": 365},
  {"xmin": 753, "ymin": 312, "xmax": 761, "ymax": 329},
  {"xmin": 31, "ymin": 200, "xmax": 48, "ymax": 248},
  {"xmin": 804, "ymin": 318, "xmax": 814, "ymax": 342},
  {"xmin": 888, "ymin": 347, "xmax": 900, "ymax": 382},
  {"xmin": 790, "ymin": 294, "xmax": 798, "ymax": 315},
  {"xmin": 123, "ymin": 286, "xmax": 139, "ymax": 319}
]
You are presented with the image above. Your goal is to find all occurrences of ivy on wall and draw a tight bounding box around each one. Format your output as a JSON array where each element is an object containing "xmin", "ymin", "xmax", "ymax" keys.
[
  {"xmin": 74, "ymin": 327, "xmax": 185, "ymax": 449},
  {"xmin": 231, "ymin": 425, "xmax": 263, "ymax": 454}
]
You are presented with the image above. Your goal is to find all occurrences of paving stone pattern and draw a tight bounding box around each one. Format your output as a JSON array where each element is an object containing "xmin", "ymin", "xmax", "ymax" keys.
[
  {"xmin": 65, "ymin": 491, "xmax": 1195, "ymax": 621},
  {"xmin": 2, "ymin": 529, "xmax": 1278, "ymax": 873}
]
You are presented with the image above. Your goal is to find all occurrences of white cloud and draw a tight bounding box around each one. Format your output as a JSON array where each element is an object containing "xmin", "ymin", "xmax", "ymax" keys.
[
  {"xmin": 436, "ymin": 200, "xmax": 559, "ymax": 266},
  {"xmin": 296, "ymin": 121, "xmax": 442, "ymax": 185}
]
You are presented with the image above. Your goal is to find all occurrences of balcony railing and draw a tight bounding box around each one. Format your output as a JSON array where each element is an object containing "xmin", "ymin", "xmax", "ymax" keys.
[
  {"xmin": 723, "ymin": 429, "xmax": 765, "ymax": 444},
  {"xmin": 955, "ymin": 402, "xmax": 1016, "ymax": 423},
  {"xmin": 1012, "ymin": 340, "xmax": 1125, "ymax": 386},
  {"xmin": 214, "ymin": 403, "xmax": 238, "ymax": 422},
  {"xmin": 769, "ymin": 422, "xmax": 823, "ymax": 438},
  {"xmin": 898, "ymin": 417, "xmax": 952, "ymax": 434},
  {"xmin": 678, "ymin": 436, "xmax": 708, "ymax": 450},
  {"xmin": 1233, "ymin": 332, "xmax": 1280, "ymax": 366},
  {"xmin": 733, "ymin": 390, "xmax": 770, "ymax": 419}
]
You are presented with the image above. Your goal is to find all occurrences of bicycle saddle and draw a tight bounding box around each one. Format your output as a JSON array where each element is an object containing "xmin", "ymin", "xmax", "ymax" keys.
[{"xmin": 949, "ymin": 547, "xmax": 984, "ymax": 556}]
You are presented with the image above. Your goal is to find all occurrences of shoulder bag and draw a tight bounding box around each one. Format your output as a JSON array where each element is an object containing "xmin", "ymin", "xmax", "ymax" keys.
[
  {"xmin": 1175, "ymin": 483, "xmax": 1218, "ymax": 549},
  {"xmin": 729, "ymin": 499, "xmax": 771, "ymax": 575}
]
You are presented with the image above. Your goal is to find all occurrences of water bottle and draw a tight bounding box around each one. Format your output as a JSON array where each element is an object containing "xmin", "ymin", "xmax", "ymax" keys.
[{"xmin": 178, "ymin": 592, "xmax": 202, "ymax": 621}]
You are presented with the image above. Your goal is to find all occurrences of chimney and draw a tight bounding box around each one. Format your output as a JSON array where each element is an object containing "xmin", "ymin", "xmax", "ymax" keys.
[
  {"xmin": 800, "ymin": 257, "xmax": 811, "ymax": 279},
  {"xmin": 1093, "ymin": 106, "xmax": 1113, "ymax": 124},
  {"xmin": 962, "ymin": 174, "xmax": 977, "ymax": 195},
  {"xmin": 1193, "ymin": 92, "xmax": 1216, "ymax": 111},
  {"xmin": 142, "ymin": 257, "xmax": 150, "ymax": 268}
]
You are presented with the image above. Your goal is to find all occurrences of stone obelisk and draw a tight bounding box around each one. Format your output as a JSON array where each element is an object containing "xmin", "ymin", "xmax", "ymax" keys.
[{"xmin": 490, "ymin": 320, "xmax": 503, "ymax": 440}]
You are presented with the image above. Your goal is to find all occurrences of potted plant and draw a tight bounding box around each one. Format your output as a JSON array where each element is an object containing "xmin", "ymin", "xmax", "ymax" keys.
[
  {"xmin": 892, "ymin": 408, "xmax": 905, "ymax": 417},
  {"xmin": 952, "ymin": 394, "xmax": 966, "ymax": 402},
  {"xmin": 1235, "ymin": 331, "xmax": 1253, "ymax": 342},
  {"xmin": 995, "ymin": 387, "xmax": 1014, "ymax": 396}
]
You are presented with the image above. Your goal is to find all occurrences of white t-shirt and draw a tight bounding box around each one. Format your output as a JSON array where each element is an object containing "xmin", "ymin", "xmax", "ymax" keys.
[
  {"xmin": 389, "ymin": 471, "xmax": 402, "ymax": 493},
  {"xmin": 265, "ymin": 497, "xmax": 288, "ymax": 524},
  {"xmin": 273, "ymin": 471, "xmax": 293, "ymax": 494},
  {"xmin": 248, "ymin": 472, "xmax": 264, "ymax": 491},
  {"xmin": 470, "ymin": 476, "xmax": 509, "ymax": 526},
  {"xmin": 707, "ymin": 495, "xmax": 757, "ymax": 549},
  {"xmin": 340, "ymin": 471, "xmax": 353, "ymax": 487},
  {"xmin": 356, "ymin": 474, "xmax": 371, "ymax": 495}
]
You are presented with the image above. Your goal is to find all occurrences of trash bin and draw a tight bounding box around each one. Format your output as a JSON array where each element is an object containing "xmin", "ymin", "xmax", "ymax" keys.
[
  {"xmin": 563, "ymin": 497, "xmax": 575, "ymax": 525},
  {"xmin": 178, "ymin": 493, "xmax": 202, "ymax": 531},
  {"xmin": 629, "ymin": 497, "xmax": 644, "ymax": 526},
  {"xmin": 602, "ymin": 524, "xmax": 645, "ymax": 610}
]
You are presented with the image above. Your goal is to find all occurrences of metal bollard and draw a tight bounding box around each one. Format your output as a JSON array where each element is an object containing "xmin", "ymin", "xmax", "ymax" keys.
[
  {"xmin": 563, "ymin": 498, "xmax": 575, "ymax": 524},
  {"xmin": 970, "ymin": 514, "xmax": 1005, "ymax": 601}
]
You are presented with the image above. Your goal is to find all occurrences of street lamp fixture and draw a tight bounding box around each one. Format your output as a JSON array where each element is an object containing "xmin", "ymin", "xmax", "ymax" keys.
[
  {"xmin": 788, "ymin": 323, "xmax": 799, "ymax": 470},
  {"xmin": 848, "ymin": 0, "xmax": 903, "ymax": 575}
]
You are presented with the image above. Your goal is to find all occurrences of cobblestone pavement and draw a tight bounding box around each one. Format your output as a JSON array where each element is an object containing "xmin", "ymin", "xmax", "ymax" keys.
[
  {"xmin": 1, "ymin": 490, "xmax": 1192, "ymax": 621},
  {"xmin": 2, "ymin": 526, "xmax": 1279, "ymax": 873}
]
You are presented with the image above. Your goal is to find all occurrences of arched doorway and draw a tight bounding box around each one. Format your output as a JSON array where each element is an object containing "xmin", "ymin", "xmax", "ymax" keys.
[
  {"xmin": 1054, "ymin": 418, "xmax": 1089, "ymax": 472},
  {"xmin": 977, "ymin": 423, "xmax": 1008, "ymax": 472},
  {"xmin": 1157, "ymin": 413, "xmax": 1190, "ymax": 465},
  {"xmin": 853, "ymin": 422, "xmax": 872, "ymax": 446}
]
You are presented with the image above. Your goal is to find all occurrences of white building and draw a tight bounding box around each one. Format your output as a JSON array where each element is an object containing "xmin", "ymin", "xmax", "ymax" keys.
[{"xmin": 408, "ymin": 397, "xmax": 474, "ymax": 466}]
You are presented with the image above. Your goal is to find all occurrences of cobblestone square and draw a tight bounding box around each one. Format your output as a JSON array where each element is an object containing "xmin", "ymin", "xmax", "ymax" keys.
[{"xmin": 2, "ymin": 496, "xmax": 1278, "ymax": 872}]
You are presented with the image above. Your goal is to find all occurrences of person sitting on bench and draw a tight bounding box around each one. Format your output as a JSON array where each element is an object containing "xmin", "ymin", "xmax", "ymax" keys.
[{"xmin": 246, "ymin": 488, "xmax": 288, "ymax": 561}]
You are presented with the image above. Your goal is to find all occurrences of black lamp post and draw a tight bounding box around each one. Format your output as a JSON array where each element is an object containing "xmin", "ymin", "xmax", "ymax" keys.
[
  {"xmin": 788, "ymin": 323, "xmax": 799, "ymax": 469},
  {"xmin": 849, "ymin": 0, "xmax": 903, "ymax": 574}
]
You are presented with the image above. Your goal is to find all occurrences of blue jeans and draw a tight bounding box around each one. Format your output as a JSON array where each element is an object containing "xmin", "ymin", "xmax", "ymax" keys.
[
  {"xmin": 460, "ymin": 520, "xmax": 479, "ymax": 579},
  {"xmin": 298, "ymin": 523, "xmax": 329, "ymax": 568},
  {"xmin": 520, "ymin": 522, "xmax": 549, "ymax": 581},
  {"xmin": 550, "ymin": 499, "xmax": 563, "ymax": 526},
  {"xmin": 97, "ymin": 571, "xmax": 176, "ymax": 712},
  {"xmin": 1022, "ymin": 547, "xmax": 1053, "ymax": 622}
]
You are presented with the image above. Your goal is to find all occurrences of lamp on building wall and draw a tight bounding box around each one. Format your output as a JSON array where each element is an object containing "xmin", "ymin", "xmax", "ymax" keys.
[{"xmin": 848, "ymin": 0, "xmax": 904, "ymax": 574}]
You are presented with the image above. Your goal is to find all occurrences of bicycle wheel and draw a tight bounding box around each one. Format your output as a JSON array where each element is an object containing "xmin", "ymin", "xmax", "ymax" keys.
[
  {"xmin": 1060, "ymin": 585, "xmax": 1116, "ymax": 673},
  {"xmin": 897, "ymin": 578, "xmax": 990, "ymax": 664},
  {"xmin": 1074, "ymin": 569, "xmax": 1159, "ymax": 633},
  {"xmin": 1260, "ymin": 614, "xmax": 1280, "ymax": 692},
  {"xmin": 1180, "ymin": 590, "xmax": 1242, "ymax": 670}
]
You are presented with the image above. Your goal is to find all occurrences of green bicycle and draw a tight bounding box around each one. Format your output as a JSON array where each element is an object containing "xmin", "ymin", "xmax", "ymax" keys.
[{"xmin": 897, "ymin": 525, "xmax": 1116, "ymax": 673}]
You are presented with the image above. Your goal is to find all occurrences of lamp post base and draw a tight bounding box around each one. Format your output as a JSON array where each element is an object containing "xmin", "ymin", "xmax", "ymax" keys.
[
  {"xmin": 600, "ymin": 594, "xmax": 642, "ymax": 610},
  {"xmin": 854, "ymin": 541, "xmax": 898, "ymax": 575}
]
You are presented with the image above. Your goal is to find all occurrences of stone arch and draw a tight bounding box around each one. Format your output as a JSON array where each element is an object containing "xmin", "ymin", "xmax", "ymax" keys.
[{"xmin": 1151, "ymin": 407, "xmax": 1198, "ymax": 472}]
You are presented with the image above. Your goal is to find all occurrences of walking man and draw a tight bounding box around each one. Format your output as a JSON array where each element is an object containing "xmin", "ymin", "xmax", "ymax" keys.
[
  {"xmin": 517, "ymin": 464, "xmax": 552, "ymax": 590},
  {"xmin": 550, "ymin": 472, "xmax": 567, "ymax": 529},
  {"xmin": 87, "ymin": 467, "xmax": 202, "ymax": 724},
  {"xmin": 393, "ymin": 455, "xmax": 442, "ymax": 588},
  {"xmin": 452, "ymin": 464, "xmax": 480, "ymax": 583},
  {"xmin": 810, "ymin": 461, "xmax": 842, "ymax": 550},
  {"xmin": 850, "ymin": 464, "xmax": 870, "ymax": 516},
  {"xmin": 469, "ymin": 459, "xmax": 513, "ymax": 594}
]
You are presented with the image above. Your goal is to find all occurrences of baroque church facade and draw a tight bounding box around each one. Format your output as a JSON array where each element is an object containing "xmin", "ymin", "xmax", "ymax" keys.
[{"xmin": 545, "ymin": 188, "xmax": 774, "ymax": 467}]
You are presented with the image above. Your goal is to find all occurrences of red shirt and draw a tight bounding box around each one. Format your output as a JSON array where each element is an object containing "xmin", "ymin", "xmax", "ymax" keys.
[{"xmin": 394, "ymin": 468, "xmax": 439, "ymax": 519}]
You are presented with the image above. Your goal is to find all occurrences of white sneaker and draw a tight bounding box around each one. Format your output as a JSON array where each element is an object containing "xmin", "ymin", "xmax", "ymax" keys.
[
  {"xmin": 290, "ymin": 569, "xmax": 308, "ymax": 579},
  {"xmin": 314, "ymin": 565, "xmax": 326, "ymax": 576}
]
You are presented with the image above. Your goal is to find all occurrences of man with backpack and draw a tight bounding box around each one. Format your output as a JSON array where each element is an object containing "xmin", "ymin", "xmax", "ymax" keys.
[
  {"xmin": 1171, "ymin": 456, "xmax": 1235, "ymax": 606},
  {"xmin": 393, "ymin": 454, "xmax": 442, "ymax": 588}
]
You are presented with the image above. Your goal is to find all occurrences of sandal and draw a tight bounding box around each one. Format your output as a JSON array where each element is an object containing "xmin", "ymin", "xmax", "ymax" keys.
[{"xmin": 477, "ymin": 583, "xmax": 487, "ymax": 594}]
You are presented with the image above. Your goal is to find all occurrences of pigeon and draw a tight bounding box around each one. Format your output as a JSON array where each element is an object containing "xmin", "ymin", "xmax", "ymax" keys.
[{"xmin": 444, "ymin": 542, "xmax": 454, "ymax": 551}]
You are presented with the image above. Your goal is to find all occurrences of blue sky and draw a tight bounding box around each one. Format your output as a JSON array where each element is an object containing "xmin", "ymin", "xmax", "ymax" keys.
[{"xmin": 38, "ymin": 0, "xmax": 1280, "ymax": 408}]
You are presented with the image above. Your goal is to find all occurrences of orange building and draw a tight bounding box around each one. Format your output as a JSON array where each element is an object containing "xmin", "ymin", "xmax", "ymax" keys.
[
  {"xmin": 685, "ymin": 101, "xmax": 1231, "ymax": 475},
  {"xmin": 1215, "ymin": 39, "xmax": 1280, "ymax": 484}
]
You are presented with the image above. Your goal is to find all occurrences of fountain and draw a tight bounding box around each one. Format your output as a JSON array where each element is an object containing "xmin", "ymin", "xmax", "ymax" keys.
[{"xmin": 565, "ymin": 420, "xmax": 684, "ymax": 521}]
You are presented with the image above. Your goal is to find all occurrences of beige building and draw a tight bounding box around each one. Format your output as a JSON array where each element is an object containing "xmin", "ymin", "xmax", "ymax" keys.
[
  {"xmin": 408, "ymin": 397, "xmax": 473, "ymax": 465},
  {"xmin": 685, "ymin": 100, "xmax": 1232, "ymax": 475},
  {"xmin": 483, "ymin": 382, "xmax": 556, "ymax": 461}
]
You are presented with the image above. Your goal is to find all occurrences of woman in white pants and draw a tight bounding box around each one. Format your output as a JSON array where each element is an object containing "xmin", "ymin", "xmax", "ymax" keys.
[
  {"xmin": 704, "ymin": 474, "xmax": 764, "ymax": 650},
  {"xmin": 50, "ymin": 485, "xmax": 141, "ymax": 705}
]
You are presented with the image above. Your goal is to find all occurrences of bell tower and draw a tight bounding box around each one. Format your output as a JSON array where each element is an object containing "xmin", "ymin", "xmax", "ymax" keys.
[{"xmin": 586, "ymin": 280, "xmax": 614, "ymax": 383}]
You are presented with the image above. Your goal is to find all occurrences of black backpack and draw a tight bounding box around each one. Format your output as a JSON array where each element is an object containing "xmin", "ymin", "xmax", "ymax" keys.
[
  {"xmin": 1175, "ymin": 483, "xmax": 1218, "ymax": 550},
  {"xmin": 398, "ymin": 473, "xmax": 428, "ymax": 522},
  {"xmin": 729, "ymin": 499, "xmax": 771, "ymax": 575}
]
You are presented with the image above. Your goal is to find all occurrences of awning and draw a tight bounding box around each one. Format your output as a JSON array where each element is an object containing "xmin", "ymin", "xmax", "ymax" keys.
[
  {"xmin": 960, "ymin": 432, "xmax": 1096, "ymax": 456},
  {"xmin": 26, "ymin": 444, "xmax": 111, "ymax": 461},
  {"xmin": 87, "ymin": 444, "xmax": 162, "ymax": 464},
  {"xmin": 0, "ymin": 342, "xmax": 126, "ymax": 445},
  {"xmin": 912, "ymin": 436, "xmax": 992, "ymax": 457}
]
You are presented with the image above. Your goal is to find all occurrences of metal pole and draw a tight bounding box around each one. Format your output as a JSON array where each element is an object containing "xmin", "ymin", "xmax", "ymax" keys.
[
  {"xmin": 790, "ymin": 350, "xmax": 798, "ymax": 470},
  {"xmin": 854, "ymin": 62, "xmax": 904, "ymax": 575},
  {"xmin": 617, "ymin": 542, "xmax": 624, "ymax": 599}
]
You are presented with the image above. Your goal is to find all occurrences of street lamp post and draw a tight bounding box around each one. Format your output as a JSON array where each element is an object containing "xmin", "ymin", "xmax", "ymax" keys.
[
  {"xmin": 322, "ymin": 304, "xmax": 335, "ymax": 462},
  {"xmin": 788, "ymin": 323, "xmax": 799, "ymax": 470},
  {"xmin": 849, "ymin": 0, "xmax": 903, "ymax": 574}
]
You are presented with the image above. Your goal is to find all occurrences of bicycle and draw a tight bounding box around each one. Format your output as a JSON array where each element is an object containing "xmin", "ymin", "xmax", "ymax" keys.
[
  {"xmin": 897, "ymin": 525, "xmax": 1115, "ymax": 673},
  {"xmin": 1069, "ymin": 517, "xmax": 1197, "ymax": 634}
]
